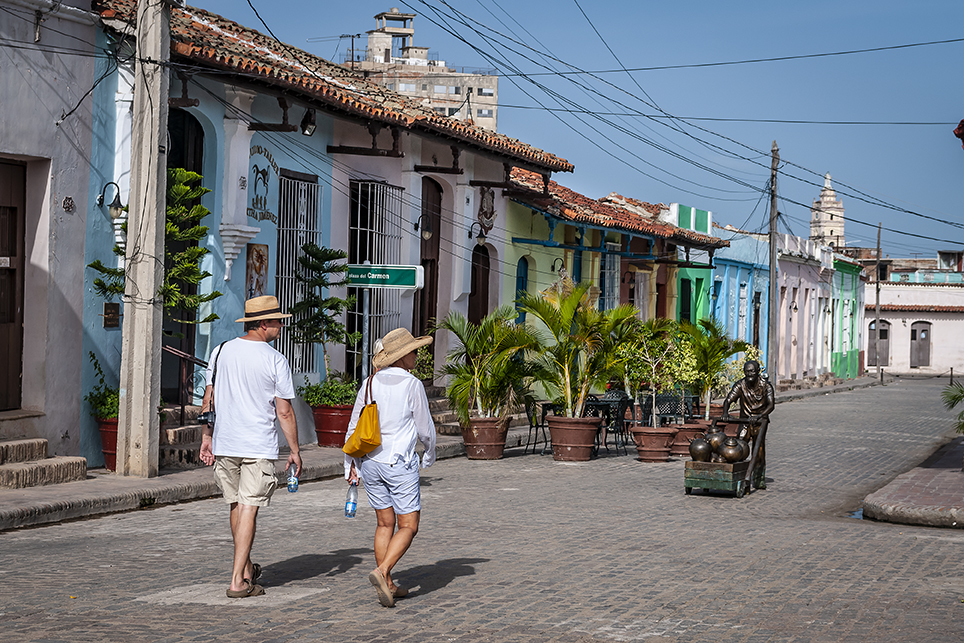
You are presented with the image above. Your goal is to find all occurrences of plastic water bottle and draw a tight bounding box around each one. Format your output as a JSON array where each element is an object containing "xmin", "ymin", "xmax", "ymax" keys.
[
  {"xmin": 345, "ymin": 482, "xmax": 358, "ymax": 518},
  {"xmin": 286, "ymin": 464, "xmax": 299, "ymax": 493}
]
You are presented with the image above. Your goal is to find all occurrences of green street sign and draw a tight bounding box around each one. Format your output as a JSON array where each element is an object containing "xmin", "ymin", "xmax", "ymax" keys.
[{"xmin": 347, "ymin": 264, "xmax": 424, "ymax": 290}]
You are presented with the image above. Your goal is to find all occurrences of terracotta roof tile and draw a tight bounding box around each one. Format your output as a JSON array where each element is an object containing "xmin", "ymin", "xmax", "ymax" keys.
[
  {"xmin": 866, "ymin": 304, "xmax": 964, "ymax": 313},
  {"xmin": 509, "ymin": 169, "xmax": 727, "ymax": 249},
  {"xmin": 94, "ymin": 0, "xmax": 573, "ymax": 173}
]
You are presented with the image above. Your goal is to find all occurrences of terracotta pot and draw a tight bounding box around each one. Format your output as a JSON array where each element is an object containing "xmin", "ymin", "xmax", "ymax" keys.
[
  {"xmin": 630, "ymin": 424, "xmax": 680, "ymax": 462},
  {"xmin": 547, "ymin": 415, "xmax": 601, "ymax": 462},
  {"xmin": 461, "ymin": 417, "xmax": 509, "ymax": 460},
  {"xmin": 670, "ymin": 422, "xmax": 706, "ymax": 457},
  {"xmin": 312, "ymin": 405, "xmax": 353, "ymax": 447},
  {"xmin": 96, "ymin": 417, "xmax": 118, "ymax": 471}
]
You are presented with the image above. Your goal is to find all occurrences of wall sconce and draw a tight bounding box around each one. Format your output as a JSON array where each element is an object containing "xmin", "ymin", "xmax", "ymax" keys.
[
  {"xmin": 468, "ymin": 221, "xmax": 486, "ymax": 246},
  {"xmin": 551, "ymin": 258, "xmax": 564, "ymax": 272},
  {"xmin": 790, "ymin": 301, "xmax": 798, "ymax": 312},
  {"xmin": 300, "ymin": 108, "xmax": 316, "ymax": 136},
  {"xmin": 414, "ymin": 214, "xmax": 433, "ymax": 241},
  {"xmin": 96, "ymin": 181, "xmax": 125, "ymax": 219}
]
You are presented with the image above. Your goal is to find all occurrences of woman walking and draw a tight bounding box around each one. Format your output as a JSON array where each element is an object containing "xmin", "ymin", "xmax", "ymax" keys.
[{"xmin": 345, "ymin": 328, "xmax": 437, "ymax": 607}]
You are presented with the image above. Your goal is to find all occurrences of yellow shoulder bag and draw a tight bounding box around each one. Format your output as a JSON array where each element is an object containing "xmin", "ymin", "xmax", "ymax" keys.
[{"xmin": 343, "ymin": 375, "xmax": 381, "ymax": 457}]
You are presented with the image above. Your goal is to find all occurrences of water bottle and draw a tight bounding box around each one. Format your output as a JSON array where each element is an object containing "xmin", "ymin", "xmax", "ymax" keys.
[
  {"xmin": 345, "ymin": 482, "xmax": 358, "ymax": 518},
  {"xmin": 286, "ymin": 464, "xmax": 299, "ymax": 493}
]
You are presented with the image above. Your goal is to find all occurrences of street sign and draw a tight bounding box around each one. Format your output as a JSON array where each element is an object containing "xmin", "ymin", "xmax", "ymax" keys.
[{"xmin": 347, "ymin": 264, "xmax": 424, "ymax": 290}]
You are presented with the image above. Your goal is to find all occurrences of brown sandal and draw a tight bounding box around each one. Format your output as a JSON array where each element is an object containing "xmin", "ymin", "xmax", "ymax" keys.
[{"xmin": 226, "ymin": 579, "xmax": 265, "ymax": 599}]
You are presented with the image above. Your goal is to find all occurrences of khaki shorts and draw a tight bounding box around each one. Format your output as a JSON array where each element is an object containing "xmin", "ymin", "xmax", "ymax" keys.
[{"xmin": 214, "ymin": 457, "xmax": 278, "ymax": 507}]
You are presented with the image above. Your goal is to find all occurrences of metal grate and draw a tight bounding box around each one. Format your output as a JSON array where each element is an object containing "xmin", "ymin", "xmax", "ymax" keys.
[
  {"xmin": 346, "ymin": 180, "xmax": 404, "ymax": 380},
  {"xmin": 275, "ymin": 174, "xmax": 320, "ymax": 374}
]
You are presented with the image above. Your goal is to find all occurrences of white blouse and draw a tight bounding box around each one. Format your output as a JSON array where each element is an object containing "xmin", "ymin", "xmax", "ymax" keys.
[{"xmin": 343, "ymin": 367, "xmax": 437, "ymax": 479}]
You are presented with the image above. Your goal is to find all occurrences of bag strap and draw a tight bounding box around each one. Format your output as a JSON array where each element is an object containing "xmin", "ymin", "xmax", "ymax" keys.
[
  {"xmin": 364, "ymin": 374, "xmax": 375, "ymax": 405},
  {"xmin": 209, "ymin": 341, "xmax": 227, "ymax": 411}
]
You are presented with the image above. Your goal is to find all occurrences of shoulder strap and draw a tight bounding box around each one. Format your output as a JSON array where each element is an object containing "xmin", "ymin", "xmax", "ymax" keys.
[
  {"xmin": 364, "ymin": 374, "xmax": 375, "ymax": 405},
  {"xmin": 210, "ymin": 341, "xmax": 227, "ymax": 389}
]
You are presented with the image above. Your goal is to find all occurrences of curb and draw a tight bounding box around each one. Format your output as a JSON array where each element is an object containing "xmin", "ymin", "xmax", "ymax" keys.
[{"xmin": 775, "ymin": 377, "xmax": 881, "ymax": 404}]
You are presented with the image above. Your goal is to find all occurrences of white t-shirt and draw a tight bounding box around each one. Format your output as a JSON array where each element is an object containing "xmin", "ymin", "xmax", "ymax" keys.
[{"xmin": 205, "ymin": 337, "xmax": 295, "ymax": 459}]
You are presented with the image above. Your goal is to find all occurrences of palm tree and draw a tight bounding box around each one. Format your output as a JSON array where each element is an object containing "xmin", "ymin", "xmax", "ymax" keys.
[
  {"xmin": 518, "ymin": 281, "xmax": 637, "ymax": 417},
  {"xmin": 437, "ymin": 306, "xmax": 538, "ymax": 427},
  {"xmin": 681, "ymin": 318, "xmax": 751, "ymax": 420}
]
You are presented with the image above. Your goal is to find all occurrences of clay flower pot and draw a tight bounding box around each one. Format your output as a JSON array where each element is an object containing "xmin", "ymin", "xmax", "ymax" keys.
[
  {"xmin": 461, "ymin": 417, "xmax": 509, "ymax": 460},
  {"xmin": 96, "ymin": 417, "xmax": 118, "ymax": 471},
  {"xmin": 312, "ymin": 405, "xmax": 353, "ymax": 447},
  {"xmin": 630, "ymin": 424, "xmax": 680, "ymax": 462},
  {"xmin": 670, "ymin": 422, "xmax": 705, "ymax": 457},
  {"xmin": 547, "ymin": 415, "xmax": 601, "ymax": 461}
]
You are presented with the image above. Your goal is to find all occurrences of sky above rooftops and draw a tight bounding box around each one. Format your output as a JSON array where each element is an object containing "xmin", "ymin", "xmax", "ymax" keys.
[{"xmin": 196, "ymin": 0, "xmax": 964, "ymax": 258}]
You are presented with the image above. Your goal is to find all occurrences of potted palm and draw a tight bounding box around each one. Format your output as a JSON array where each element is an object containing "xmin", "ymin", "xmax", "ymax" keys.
[
  {"xmin": 681, "ymin": 318, "xmax": 750, "ymax": 421},
  {"xmin": 518, "ymin": 280, "xmax": 637, "ymax": 461},
  {"xmin": 437, "ymin": 306, "xmax": 537, "ymax": 459},
  {"xmin": 84, "ymin": 352, "xmax": 120, "ymax": 470},
  {"xmin": 289, "ymin": 243, "xmax": 361, "ymax": 446}
]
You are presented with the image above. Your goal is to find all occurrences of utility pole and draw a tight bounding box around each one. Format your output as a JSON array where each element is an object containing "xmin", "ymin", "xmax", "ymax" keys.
[
  {"xmin": 767, "ymin": 141, "xmax": 779, "ymax": 381},
  {"xmin": 875, "ymin": 222, "xmax": 882, "ymax": 382},
  {"xmin": 116, "ymin": 0, "xmax": 170, "ymax": 477}
]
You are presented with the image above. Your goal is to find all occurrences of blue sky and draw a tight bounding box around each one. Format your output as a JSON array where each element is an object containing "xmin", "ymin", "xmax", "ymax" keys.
[{"xmin": 198, "ymin": 0, "xmax": 964, "ymax": 258}]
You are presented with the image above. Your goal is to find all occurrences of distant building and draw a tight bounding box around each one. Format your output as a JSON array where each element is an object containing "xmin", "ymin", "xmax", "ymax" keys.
[
  {"xmin": 810, "ymin": 173, "xmax": 846, "ymax": 248},
  {"xmin": 348, "ymin": 8, "xmax": 499, "ymax": 131}
]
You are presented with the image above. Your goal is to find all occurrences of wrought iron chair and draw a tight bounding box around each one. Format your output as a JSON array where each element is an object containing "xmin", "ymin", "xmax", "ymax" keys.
[{"xmin": 523, "ymin": 397, "xmax": 550, "ymax": 455}]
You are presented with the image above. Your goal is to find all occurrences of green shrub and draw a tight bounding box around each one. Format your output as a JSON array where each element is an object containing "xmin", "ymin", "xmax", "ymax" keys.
[
  {"xmin": 298, "ymin": 374, "xmax": 359, "ymax": 407},
  {"xmin": 84, "ymin": 351, "xmax": 119, "ymax": 420}
]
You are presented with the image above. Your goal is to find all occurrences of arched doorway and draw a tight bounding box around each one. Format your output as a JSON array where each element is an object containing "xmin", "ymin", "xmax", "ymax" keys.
[
  {"xmin": 515, "ymin": 256, "xmax": 529, "ymax": 323},
  {"xmin": 867, "ymin": 319, "xmax": 890, "ymax": 367},
  {"xmin": 162, "ymin": 109, "xmax": 204, "ymax": 403},
  {"xmin": 910, "ymin": 321, "xmax": 931, "ymax": 368},
  {"xmin": 468, "ymin": 244, "xmax": 490, "ymax": 325},
  {"xmin": 413, "ymin": 177, "xmax": 442, "ymax": 340}
]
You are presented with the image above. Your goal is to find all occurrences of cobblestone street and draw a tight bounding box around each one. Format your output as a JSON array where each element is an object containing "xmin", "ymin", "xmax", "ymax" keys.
[{"xmin": 2, "ymin": 379, "xmax": 963, "ymax": 643}]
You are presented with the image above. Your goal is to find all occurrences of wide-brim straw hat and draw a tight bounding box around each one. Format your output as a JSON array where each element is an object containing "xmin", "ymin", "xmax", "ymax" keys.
[
  {"xmin": 235, "ymin": 295, "xmax": 293, "ymax": 323},
  {"xmin": 372, "ymin": 328, "xmax": 432, "ymax": 370}
]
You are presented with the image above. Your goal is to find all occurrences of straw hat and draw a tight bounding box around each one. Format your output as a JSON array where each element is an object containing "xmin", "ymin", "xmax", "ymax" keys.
[
  {"xmin": 234, "ymin": 295, "xmax": 293, "ymax": 323},
  {"xmin": 372, "ymin": 328, "xmax": 432, "ymax": 370}
]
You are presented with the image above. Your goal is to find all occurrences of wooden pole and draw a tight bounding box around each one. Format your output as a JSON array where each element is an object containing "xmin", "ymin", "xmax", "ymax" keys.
[{"xmin": 767, "ymin": 141, "xmax": 779, "ymax": 381}]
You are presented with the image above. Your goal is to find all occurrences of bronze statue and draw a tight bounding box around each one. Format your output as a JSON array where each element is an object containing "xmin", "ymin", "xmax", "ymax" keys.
[{"xmin": 721, "ymin": 360, "xmax": 774, "ymax": 489}]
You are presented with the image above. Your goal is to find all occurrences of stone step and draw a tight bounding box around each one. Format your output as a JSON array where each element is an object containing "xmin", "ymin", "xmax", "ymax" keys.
[
  {"xmin": 436, "ymin": 413, "xmax": 529, "ymax": 436},
  {"xmin": 160, "ymin": 443, "xmax": 205, "ymax": 470},
  {"xmin": 0, "ymin": 438, "xmax": 48, "ymax": 464},
  {"xmin": 0, "ymin": 456, "xmax": 87, "ymax": 489},
  {"xmin": 160, "ymin": 425, "xmax": 204, "ymax": 446}
]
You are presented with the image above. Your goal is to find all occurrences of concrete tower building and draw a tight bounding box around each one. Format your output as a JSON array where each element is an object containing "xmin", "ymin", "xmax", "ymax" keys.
[
  {"xmin": 810, "ymin": 173, "xmax": 845, "ymax": 248},
  {"xmin": 348, "ymin": 8, "xmax": 500, "ymax": 131}
]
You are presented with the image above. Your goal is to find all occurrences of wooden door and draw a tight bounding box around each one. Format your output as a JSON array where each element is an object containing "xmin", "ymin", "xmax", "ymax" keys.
[
  {"xmin": 0, "ymin": 162, "xmax": 25, "ymax": 410},
  {"xmin": 468, "ymin": 244, "xmax": 490, "ymax": 325},
  {"xmin": 413, "ymin": 178, "xmax": 442, "ymax": 338},
  {"xmin": 910, "ymin": 321, "xmax": 930, "ymax": 368}
]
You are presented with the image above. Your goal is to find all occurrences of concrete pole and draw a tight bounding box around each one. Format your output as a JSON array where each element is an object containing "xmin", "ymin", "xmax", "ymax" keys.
[
  {"xmin": 116, "ymin": 0, "xmax": 170, "ymax": 477},
  {"xmin": 767, "ymin": 141, "xmax": 779, "ymax": 381},
  {"xmin": 875, "ymin": 222, "xmax": 881, "ymax": 382}
]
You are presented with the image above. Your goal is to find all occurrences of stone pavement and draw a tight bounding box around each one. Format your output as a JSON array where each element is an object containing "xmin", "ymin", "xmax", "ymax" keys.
[{"xmin": 1, "ymin": 379, "xmax": 964, "ymax": 643}]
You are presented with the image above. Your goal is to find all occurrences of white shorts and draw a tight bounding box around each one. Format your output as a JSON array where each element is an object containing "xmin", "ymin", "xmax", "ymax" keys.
[{"xmin": 359, "ymin": 457, "xmax": 421, "ymax": 514}]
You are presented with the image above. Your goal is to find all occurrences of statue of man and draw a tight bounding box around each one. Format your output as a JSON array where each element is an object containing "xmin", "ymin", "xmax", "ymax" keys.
[{"xmin": 721, "ymin": 360, "xmax": 774, "ymax": 489}]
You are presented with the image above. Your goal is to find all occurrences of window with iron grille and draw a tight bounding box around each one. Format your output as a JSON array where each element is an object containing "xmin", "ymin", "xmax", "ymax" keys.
[
  {"xmin": 276, "ymin": 171, "xmax": 321, "ymax": 374},
  {"xmin": 346, "ymin": 180, "xmax": 405, "ymax": 381},
  {"xmin": 599, "ymin": 243, "xmax": 620, "ymax": 310}
]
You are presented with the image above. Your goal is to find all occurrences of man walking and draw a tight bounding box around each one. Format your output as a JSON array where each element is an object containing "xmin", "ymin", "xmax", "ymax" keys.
[{"xmin": 199, "ymin": 295, "xmax": 302, "ymax": 598}]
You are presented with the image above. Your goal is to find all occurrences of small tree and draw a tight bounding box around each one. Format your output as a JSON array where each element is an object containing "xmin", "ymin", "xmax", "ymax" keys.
[
  {"xmin": 288, "ymin": 242, "xmax": 360, "ymax": 379},
  {"xmin": 618, "ymin": 318, "xmax": 676, "ymax": 428},
  {"xmin": 87, "ymin": 168, "xmax": 222, "ymax": 323},
  {"xmin": 681, "ymin": 318, "xmax": 750, "ymax": 419}
]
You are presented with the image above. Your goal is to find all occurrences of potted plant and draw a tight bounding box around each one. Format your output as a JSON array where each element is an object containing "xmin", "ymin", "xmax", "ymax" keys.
[
  {"xmin": 437, "ymin": 305, "xmax": 537, "ymax": 459},
  {"xmin": 84, "ymin": 352, "xmax": 120, "ymax": 470},
  {"xmin": 518, "ymin": 280, "xmax": 637, "ymax": 461},
  {"xmin": 289, "ymin": 243, "xmax": 361, "ymax": 447},
  {"xmin": 681, "ymin": 318, "xmax": 751, "ymax": 421},
  {"xmin": 297, "ymin": 372, "xmax": 359, "ymax": 447}
]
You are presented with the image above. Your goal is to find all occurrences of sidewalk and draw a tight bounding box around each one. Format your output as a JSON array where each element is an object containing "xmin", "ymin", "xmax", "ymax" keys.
[{"xmin": 7, "ymin": 374, "xmax": 955, "ymax": 532}]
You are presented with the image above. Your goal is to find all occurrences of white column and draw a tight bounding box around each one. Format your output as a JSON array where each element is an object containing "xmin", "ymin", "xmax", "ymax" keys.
[
  {"xmin": 219, "ymin": 87, "xmax": 259, "ymax": 280},
  {"xmin": 112, "ymin": 62, "xmax": 134, "ymax": 265}
]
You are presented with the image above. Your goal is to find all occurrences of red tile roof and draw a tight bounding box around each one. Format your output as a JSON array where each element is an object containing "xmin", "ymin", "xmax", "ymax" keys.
[
  {"xmin": 94, "ymin": 1, "xmax": 573, "ymax": 174},
  {"xmin": 509, "ymin": 169, "xmax": 727, "ymax": 249},
  {"xmin": 865, "ymin": 304, "xmax": 964, "ymax": 313}
]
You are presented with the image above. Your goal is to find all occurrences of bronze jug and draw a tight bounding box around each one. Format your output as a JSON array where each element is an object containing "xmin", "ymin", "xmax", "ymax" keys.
[
  {"xmin": 720, "ymin": 436, "xmax": 746, "ymax": 463},
  {"xmin": 704, "ymin": 423, "xmax": 727, "ymax": 453},
  {"xmin": 689, "ymin": 437, "xmax": 712, "ymax": 462}
]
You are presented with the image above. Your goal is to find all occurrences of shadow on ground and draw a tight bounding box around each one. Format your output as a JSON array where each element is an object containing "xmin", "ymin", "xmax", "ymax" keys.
[
  {"xmin": 267, "ymin": 548, "xmax": 371, "ymax": 585},
  {"xmin": 397, "ymin": 557, "xmax": 489, "ymax": 597}
]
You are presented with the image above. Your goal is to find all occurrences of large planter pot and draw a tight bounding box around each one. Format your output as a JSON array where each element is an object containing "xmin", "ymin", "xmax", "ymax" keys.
[
  {"xmin": 547, "ymin": 415, "xmax": 601, "ymax": 462},
  {"xmin": 461, "ymin": 417, "xmax": 509, "ymax": 460},
  {"xmin": 96, "ymin": 417, "xmax": 118, "ymax": 471},
  {"xmin": 312, "ymin": 405, "xmax": 353, "ymax": 447},
  {"xmin": 670, "ymin": 422, "xmax": 706, "ymax": 457},
  {"xmin": 630, "ymin": 424, "xmax": 680, "ymax": 462}
]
